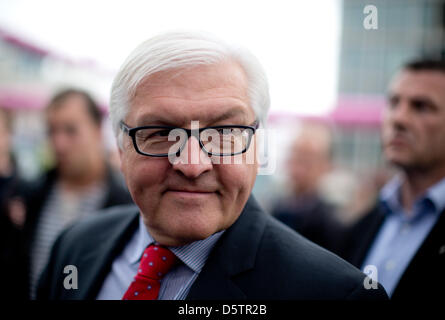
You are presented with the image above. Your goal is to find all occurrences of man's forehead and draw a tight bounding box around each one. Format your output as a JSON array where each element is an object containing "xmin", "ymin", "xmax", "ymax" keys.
[
  {"xmin": 47, "ymin": 95, "xmax": 87, "ymax": 115},
  {"xmin": 136, "ymin": 61, "xmax": 247, "ymax": 90},
  {"xmin": 130, "ymin": 104, "xmax": 253, "ymax": 127},
  {"xmin": 389, "ymin": 70, "xmax": 445, "ymax": 97},
  {"xmin": 127, "ymin": 62, "xmax": 254, "ymax": 125}
]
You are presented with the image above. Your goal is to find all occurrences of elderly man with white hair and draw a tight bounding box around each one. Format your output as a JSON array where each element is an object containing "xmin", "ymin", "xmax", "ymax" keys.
[{"xmin": 36, "ymin": 31, "xmax": 388, "ymax": 300}]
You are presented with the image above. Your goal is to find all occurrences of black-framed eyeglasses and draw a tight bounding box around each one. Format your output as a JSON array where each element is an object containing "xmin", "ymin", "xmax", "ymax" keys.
[{"xmin": 120, "ymin": 120, "xmax": 259, "ymax": 157}]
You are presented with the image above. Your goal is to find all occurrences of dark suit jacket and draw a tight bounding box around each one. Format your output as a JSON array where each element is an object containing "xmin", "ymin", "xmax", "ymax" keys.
[
  {"xmin": 0, "ymin": 163, "xmax": 30, "ymax": 300},
  {"xmin": 37, "ymin": 196, "xmax": 388, "ymax": 300},
  {"xmin": 24, "ymin": 165, "xmax": 132, "ymax": 237},
  {"xmin": 340, "ymin": 203, "xmax": 445, "ymax": 299},
  {"xmin": 272, "ymin": 195, "xmax": 345, "ymax": 255},
  {"xmin": 22, "ymin": 164, "xmax": 133, "ymax": 298}
]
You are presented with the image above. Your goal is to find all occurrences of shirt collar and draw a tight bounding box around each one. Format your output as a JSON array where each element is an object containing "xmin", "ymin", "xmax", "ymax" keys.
[
  {"xmin": 129, "ymin": 215, "xmax": 224, "ymax": 274},
  {"xmin": 379, "ymin": 175, "xmax": 402, "ymax": 214},
  {"xmin": 380, "ymin": 174, "xmax": 445, "ymax": 217},
  {"xmin": 128, "ymin": 215, "xmax": 153, "ymax": 264},
  {"xmin": 425, "ymin": 176, "xmax": 445, "ymax": 214}
]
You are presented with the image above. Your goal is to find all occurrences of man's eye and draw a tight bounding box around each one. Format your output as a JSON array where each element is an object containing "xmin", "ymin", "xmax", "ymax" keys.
[
  {"xmin": 136, "ymin": 129, "xmax": 171, "ymax": 141},
  {"xmin": 66, "ymin": 126, "xmax": 77, "ymax": 136},
  {"xmin": 216, "ymin": 128, "xmax": 231, "ymax": 135},
  {"xmin": 411, "ymin": 100, "xmax": 431, "ymax": 112},
  {"xmin": 216, "ymin": 128, "xmax": 242, "ymax": 135},
  {"xmin": 150, "ymin": 129, "xmax": 171, "ymax": 137},
  {"xmin": 388, "ymin": 96, "xmax": 399, "ymax": 109}
]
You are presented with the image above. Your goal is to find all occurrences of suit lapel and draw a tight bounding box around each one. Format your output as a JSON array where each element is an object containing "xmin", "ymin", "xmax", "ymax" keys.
[
  {"xmin": 186, "ymin": 262, "xmax": 247, "ymax": 299},
  {"xmin": 74, "ymin": 209, "xmax": 139, "ymax": 299},
  {"xmin": 349, "ymin": 205, "xmax": 386, "ymax": 268},
  {"xmin": 186, "ymin": 196, "xmax": 267, "ymax": 300}
]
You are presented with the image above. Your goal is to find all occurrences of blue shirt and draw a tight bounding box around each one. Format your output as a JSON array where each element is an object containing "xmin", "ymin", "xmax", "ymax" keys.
[
  {"xmin": 361, "ymin": 175, "xmax": 445, "ymax": 297},
  {"xmin": 96, "ymin": 215, "xmax": 224, "ymax": 300}
]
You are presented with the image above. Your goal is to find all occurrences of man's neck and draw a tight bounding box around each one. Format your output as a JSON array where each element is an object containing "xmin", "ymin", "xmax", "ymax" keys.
[
  {"xmin": 60, "ymin": 158, "xmax": 106, "ymax": 192},
  {"xmin": 400, "ymin": 166, "xmax": 445, "ymax": 214}
]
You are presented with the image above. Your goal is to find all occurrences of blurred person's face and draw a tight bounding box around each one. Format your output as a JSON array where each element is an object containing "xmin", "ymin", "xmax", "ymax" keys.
[
  {"xmin": 119, "ymin": 61, "xmax": 258, "ymax": 246},
  {"xmin": 46, "ymin": 95, "xmax": 102, "ymax": 177},
  {"xmin": 382, "ymin": 70, "xmax": 445, "ymax": 172},
  {"xmin": 287, "ymin": 138, "xmax": 330, "ymax": 195}
]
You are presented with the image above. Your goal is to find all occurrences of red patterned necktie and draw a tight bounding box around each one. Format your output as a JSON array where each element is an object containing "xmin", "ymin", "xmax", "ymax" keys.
[{"xmin": 122, "ymin": 244, "xmax": 178, "ymax": 300}]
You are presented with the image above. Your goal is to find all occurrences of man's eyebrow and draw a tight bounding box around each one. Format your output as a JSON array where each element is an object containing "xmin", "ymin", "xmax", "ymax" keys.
[
  {"xmin": 136, "ymin": 107, "xmax": 250, "ymax": 126},
  {"xmin": 135, "ymin": 116, "xmax": 176, "ymax": 126},
  {"xmin": 387, "ymin": 92, "xmax": 399, "ymax": 103},
  {"xmin": 408, "ymin": 95, "xmax": 434, "ymax": 103},
  {"xmin": 409, "ymin": 96, "xmax": 438, "ymax": 109},
  {"xmin": 207, "ymin": 108, "xmax": 249, "ymax": 124},
  {"xmin": 387, "ymin": 92, "xmax": 435, "ymax": 103}
]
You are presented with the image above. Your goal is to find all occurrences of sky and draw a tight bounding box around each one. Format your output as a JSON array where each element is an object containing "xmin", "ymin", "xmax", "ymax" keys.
[{"xmin": 0, "ymin": 0, "xmax": 342, "ymax": 116}]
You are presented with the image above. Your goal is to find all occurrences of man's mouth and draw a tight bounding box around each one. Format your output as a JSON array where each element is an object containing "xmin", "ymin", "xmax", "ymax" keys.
[
  {"xmin": 385, "ymin": 130, "xmax": 413, "ymax": 146},
  {"xmin": 165, "ymin": 190, "xmax": 216, "ymax": 201},
  {"xmin": 165, "ymin": 188, "xmax": 217, "ymax": 197},
  {"xmin": 387, "ymin": 136, "xmax": 410, "ymax": 147}
]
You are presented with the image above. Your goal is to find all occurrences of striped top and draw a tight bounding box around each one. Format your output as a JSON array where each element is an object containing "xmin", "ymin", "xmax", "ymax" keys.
[
  {"xmin": 96, "ymin": 215, "xmax": 224, "ymax": 300},
  {"xmin": 29, "ymin": 181, "xmax": 106, "ymax": 299}
]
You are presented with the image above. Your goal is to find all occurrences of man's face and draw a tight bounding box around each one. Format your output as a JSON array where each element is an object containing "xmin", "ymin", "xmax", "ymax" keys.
[
  {"xmin": 47, "ymin": 95, "xmax": 102, "ymax": 176},
  {"xmin": 120, "ymin": 61, "xmax": 258, "ymax": 246},
  {"xmin": 287, "ymin": 138, "xmax": 330, "ymax": 195},
  {"xmin": 382, "ymin": 70, "xmax": 445, "ymax": 172}
]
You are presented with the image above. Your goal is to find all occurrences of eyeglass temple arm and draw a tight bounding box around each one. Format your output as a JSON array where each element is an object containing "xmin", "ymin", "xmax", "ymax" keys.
[{"xmin": 120, "ymin": 121, "xmax": 130, "ymax": 134}]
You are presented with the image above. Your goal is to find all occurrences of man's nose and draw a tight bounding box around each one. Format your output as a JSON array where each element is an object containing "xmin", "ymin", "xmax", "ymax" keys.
[
  {"xmin": 386, "ymin": 101, "xmax": 411, "ymax": 129},
  {"xmin": 51, "ymin": 131, "xmax": 70, "ymax": 154},
  {"xmin": 171, "ymin": 135, "xmax": 213, "ymax": 179}
]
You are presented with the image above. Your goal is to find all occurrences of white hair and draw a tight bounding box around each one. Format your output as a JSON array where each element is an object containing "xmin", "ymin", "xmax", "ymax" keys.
[{"xmin": 109, "ymin": 31, "xmax": 270, "ymax": 148}]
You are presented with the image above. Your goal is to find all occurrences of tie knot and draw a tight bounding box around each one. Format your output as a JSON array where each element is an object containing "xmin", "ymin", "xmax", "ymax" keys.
[{"xmin": 137, "ymin": 244, "xmax": 178, "ymax": 280}]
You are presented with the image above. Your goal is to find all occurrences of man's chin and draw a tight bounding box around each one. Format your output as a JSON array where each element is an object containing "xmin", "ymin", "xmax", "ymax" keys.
[
  {"xmin": 386, "ymin": 156, "xmax": 419, "ymax": 171},
  {"xmin": 152, "ymin": 227, "xmax": 218, "ymax": 246},
  {"xmin": 385, "ymin": 150, "xmax": 413, "ymax": 166},
  {"xmin": 145, "ymin": 210, "xmax": 224, "ymax": 246}
]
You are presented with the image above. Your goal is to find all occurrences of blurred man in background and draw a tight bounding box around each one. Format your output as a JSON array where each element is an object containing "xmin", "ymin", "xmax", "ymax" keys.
[
  {"xmin": 0, "ymin": 107, "xmax": 28, "ymax": 299},
  {"xmin": 0, "ymin": 108, "xmax": 26, "ymax": 227},
  {"xmin": 341, "ymin": 59, "xmax": 445, "ymax": 299},
  {"xmin": 24, "ymin": 89, "xmax": 132, "ymax": 299},
  {"xmin": 272, "ymin": 122, "xmax": 345, "ymax": 254}
]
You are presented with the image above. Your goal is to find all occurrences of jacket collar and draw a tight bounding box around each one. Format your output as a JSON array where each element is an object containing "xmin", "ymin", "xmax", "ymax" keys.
[
  {"xmin": 186, "ymin": 195, "xmax": 267, "ymax": 299},
  {"xmin": 76, "ymin": 206, "xmax": 140, "ymax": 299}
]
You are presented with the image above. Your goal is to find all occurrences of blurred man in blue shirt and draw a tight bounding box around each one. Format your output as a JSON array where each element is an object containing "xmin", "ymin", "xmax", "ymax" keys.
[{"xmin": 341, "ymin": 59, "xmax": 445, "ymax": 299}]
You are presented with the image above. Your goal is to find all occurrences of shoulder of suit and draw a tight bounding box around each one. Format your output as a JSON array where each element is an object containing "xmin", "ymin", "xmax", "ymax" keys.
[
  {"xmin": 261, "ymin": 214, "xmax": 373, "ymax": 294},
  {"xmin": 242, "ymin": 197, "xmax": 354, "ymax": 272},
  {"xmin": 56, "ymin": 204, "xmax": 139, "ymax": 247}
]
